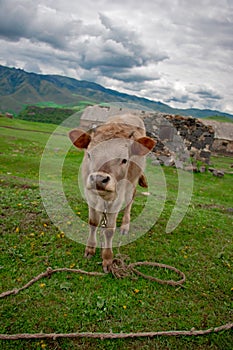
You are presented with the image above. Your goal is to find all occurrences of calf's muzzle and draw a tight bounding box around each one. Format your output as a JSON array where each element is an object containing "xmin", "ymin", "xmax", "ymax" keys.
[{"xmin": 88, "ymin": 172, "xmax": 113, "ymax": 191}]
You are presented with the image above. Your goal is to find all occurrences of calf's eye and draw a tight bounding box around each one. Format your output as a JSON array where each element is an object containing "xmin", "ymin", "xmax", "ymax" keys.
[{"xmin": 121, "ymin": 159, "xmax": 128, "ymax": 164}]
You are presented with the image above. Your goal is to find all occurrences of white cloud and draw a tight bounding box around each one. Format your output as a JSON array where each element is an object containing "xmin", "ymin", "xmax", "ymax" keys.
[{"xmin": 0, "ymin": 0, "xmax": 232, "ymax": 114}]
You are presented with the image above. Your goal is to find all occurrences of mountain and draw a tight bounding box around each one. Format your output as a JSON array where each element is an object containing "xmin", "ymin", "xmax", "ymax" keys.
[{"xmin": 0, "ymin": 64, "xmax": 233, "ymax": 120}]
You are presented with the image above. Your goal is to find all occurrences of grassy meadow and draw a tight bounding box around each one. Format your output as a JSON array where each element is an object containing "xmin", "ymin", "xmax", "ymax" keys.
[{"xmin": 0, "ymin": 116, "xmax": 232, "ymax": 349}]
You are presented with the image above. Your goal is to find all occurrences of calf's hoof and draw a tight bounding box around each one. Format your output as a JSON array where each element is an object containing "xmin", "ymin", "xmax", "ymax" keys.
[
  {"xmin": 120, "ymin": 223, "xmax": 129, "ymax": 235},
  {"xmin": 102, "ymin": 259, "xmax": 113, "ymax": 273},
  {"xmin": 102, "ymin": 248, "xmax": 113, "ymax": 273},
  {"xmin": 84, "ymin": 246, "xmax": 96, "ymax": 259}
]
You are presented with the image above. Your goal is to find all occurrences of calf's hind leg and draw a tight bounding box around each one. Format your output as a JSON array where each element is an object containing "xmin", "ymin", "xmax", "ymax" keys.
[{"xmin": 120, "ymin": 189, "xmax": 136, "ymax": 235}]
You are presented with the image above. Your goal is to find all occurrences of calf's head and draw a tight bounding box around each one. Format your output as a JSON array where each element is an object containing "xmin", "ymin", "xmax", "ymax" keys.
[{"xmin": 69, "ymin": 127, "xmax": 155, "ymax": 200}]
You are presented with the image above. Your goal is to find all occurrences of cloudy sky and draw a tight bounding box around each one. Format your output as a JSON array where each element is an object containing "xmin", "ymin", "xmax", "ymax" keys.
[{"xmin": 0, "ymin": 0, "xmax": 232, "ymax": 113}]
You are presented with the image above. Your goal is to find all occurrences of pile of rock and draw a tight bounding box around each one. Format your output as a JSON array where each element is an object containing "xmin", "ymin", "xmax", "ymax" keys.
[
  {"xmin": 143, "ymin": 113, "xmax": 215, "ymax": 168},
  {"xmin": 149, "ymin": 155, "xmax": 225, "ymax": 177},
  {"xmin": 0, "ymin": 112, "xmax": 13, "ymax": 119},
  {"xmin": 208, "ymin": 168, "xmax": 225, "ymax": 177}
]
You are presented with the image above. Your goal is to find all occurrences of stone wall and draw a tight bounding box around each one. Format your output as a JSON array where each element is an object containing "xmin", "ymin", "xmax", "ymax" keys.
[
  {"xmin": 201, "ymin": 119, "xmax": 233, "ymax": 155},
  {"xmin": 143, "ymin": 113, "xmax": 215, "ymax": 165},
  {"xmin": 212, "ymin": 139, "xmax": 233, "ymax": 154}
]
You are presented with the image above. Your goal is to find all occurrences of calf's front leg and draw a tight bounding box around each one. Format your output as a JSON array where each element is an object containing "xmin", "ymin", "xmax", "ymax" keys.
[
  {"xmin": 102, "ymin": 213, "xmax": 117, "ymax": 273},
  {"xmin": 84, "ymin": 207, "xmax": 101, "ymax": 258}
]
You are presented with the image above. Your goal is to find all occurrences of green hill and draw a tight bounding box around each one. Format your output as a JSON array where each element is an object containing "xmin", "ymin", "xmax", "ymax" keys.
[{"xmin": 1, "ymin": 64, "xmax": 233, "ymax": 121}]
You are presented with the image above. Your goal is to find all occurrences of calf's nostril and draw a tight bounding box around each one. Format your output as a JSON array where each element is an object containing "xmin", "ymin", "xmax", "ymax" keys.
[{"xmin": 102, "ymin": 176, "xmax": 110, "ymax": 184}]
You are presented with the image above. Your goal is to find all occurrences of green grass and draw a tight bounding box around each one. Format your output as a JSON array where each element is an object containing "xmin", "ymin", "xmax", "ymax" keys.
[
  {"xmin": 203, "ymin": 115, "xmax": 233, "ymax": 123},
  {"xmin": 29, "ymin": 100, "xmax": 94, "ymax": 109},
  {"xmin": 209, "ymin": 154, "xmax": 233, "ymax": 172},
  {"xmin": 21, "ymin": 100, "xmax": 95, "ymax": 112},
  {"xmin": 15, "ymin": 100, "xmax": 95, "ymax": 126},
  {"xmin": 0, "ymin": 117, "xmax": 232, "ymax": 349},
  {"xmin": 0, "ymin": 116, "xmax": 58, "ymax": 131}
]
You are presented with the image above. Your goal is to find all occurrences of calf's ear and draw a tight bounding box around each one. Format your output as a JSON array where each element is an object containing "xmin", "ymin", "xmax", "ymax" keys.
[
  {"xmin": 138, "ymin": 173, "xmax": 148, "ymax": 188},
  {"xmin": 131, "ymin": 137, "xmax": 156, "ymax": 156},
  {"xmin": 69, "ymin": 129, "xmax": 91, "ymax": 149}
]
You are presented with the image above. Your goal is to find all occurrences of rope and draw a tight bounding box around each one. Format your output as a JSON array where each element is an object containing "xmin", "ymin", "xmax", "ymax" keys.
[
  {"xmin": 0, "ymin": 259, "xmax": 232, "ymax": 340},
  {"xmin": 0, "ymin": 257, "xmax": 185, "ymax": 299},
  {"xmin": 0, "ymin": 267, "xmax": 103, "ymax": 298},
  {"xmin": 0, "ymin": 324, "xmax": 232, "ymax": 340},
  {"xmin": 110, "ymin": 257, "xmax": 186, "ymax": 286}
]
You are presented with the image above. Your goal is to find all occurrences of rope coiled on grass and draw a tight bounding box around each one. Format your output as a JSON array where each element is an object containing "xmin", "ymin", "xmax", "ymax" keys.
[
  {"xmin": 0, "ymin": 258, "xmax": 232, "ymax": 341},
  {"xmin": 0, "ymin": 256, "xmax": 185, "ymax": 299}
]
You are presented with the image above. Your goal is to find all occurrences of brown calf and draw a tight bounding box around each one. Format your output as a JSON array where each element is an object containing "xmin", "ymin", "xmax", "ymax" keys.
[{"xmin": 69, "ymin": 114, "xmax": 156, "ymax": 272}]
